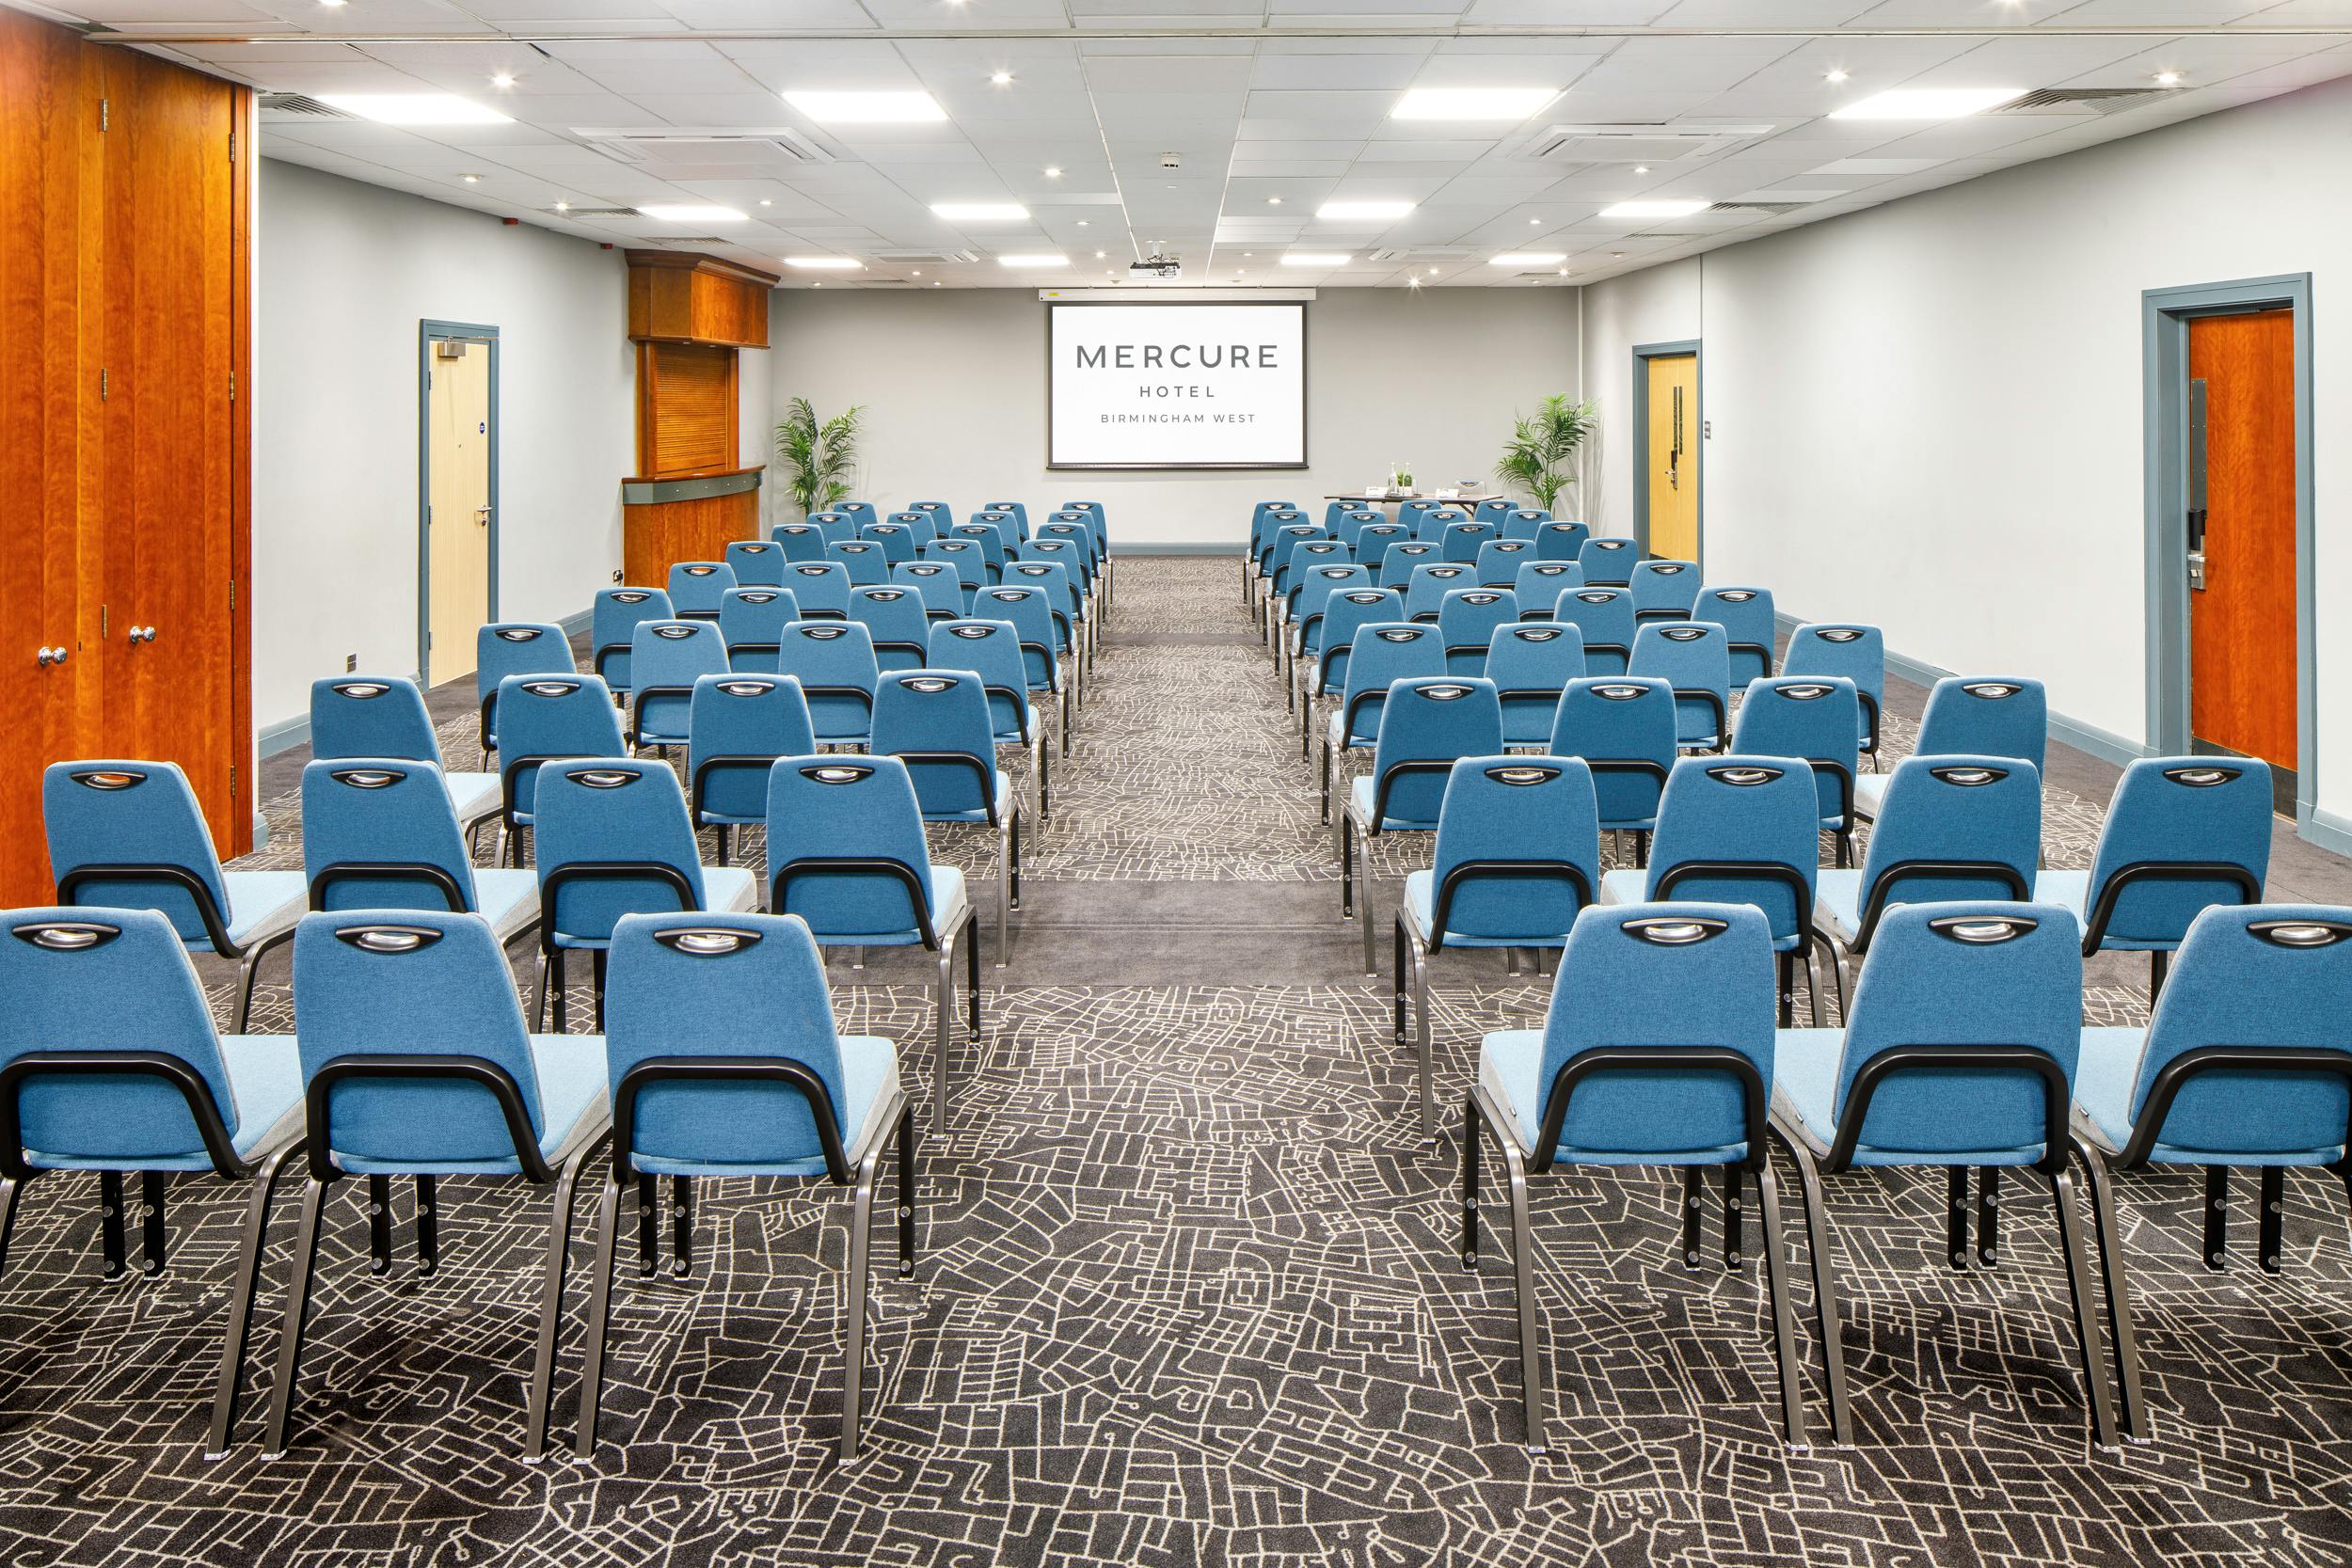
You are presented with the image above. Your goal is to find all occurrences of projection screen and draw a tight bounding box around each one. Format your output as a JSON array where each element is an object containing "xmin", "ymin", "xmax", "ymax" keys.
[{"xmin": 1047, "ymin": 301, "xmax": 1307, "ymax": 469}]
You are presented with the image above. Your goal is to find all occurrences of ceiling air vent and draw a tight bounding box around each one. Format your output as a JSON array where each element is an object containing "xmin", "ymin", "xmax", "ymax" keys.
[
  {"xmin": 1995, "ymin": 87, "xmax": 2171, "ymax": 116},
  {"xmin": 1629, "ymin": 231, "xmax": 1704, "ymax": 240},
  {"xmin": 1368, "ymin": 245, "xmax": 1478, "ymax": 262},
  {"xmin": 1520, "ymin": 123, "xmax": 1772, "ymax": 164},
  {"xmin": 548, "ymin": 206, "xmax": 643, "ymax": 218},
  {"xmin": 573, "ymin": 127, "xmax": 836, "ymax": 165},
  {"xmin": 875, "ymin": 248, "xmax": 978, "ymax": 264},
  {"xmin": 1707, "ymin": 200, "xmax": 1808, "ymax": 216},
  {"xmin": 259, "ymin": 93, "xmax": 355, "ymax": 119}
]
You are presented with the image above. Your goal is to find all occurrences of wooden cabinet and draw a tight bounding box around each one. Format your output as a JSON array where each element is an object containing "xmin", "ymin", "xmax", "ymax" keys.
[
  {"xmin": 623, "ymin": 251, "xmax": 773, "ymax": 584},
  {"xmin": 0, "ymin": 9, "xmax": 251, "ymax": 902},
  {"xmin": 626, "ymin": 250, "xmax": 771, "ymax": 349}
]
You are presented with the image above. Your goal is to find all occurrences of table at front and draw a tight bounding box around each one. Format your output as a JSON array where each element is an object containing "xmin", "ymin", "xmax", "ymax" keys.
[{"xmin": 1323, "ymin": 493, "xmax": 1509, "ymax": 513}]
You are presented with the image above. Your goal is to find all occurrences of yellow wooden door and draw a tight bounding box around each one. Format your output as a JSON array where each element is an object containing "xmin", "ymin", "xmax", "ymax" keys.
[
  {"xmin": 427, "ymin": 340, "xmax": 491, "ymax": 684},
  {"xmin": 1645, "ymin": 353, "xmax": 1699, "ymax": 561}
]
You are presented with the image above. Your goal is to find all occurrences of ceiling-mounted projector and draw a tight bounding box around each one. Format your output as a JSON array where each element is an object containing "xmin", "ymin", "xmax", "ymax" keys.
[{"xmin": 1131, "ymin": 247, "xmax": 1182, "ymax": 279}]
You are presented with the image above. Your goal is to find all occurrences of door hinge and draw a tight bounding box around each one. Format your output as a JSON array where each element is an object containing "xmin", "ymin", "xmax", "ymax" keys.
[
  {"xmin": 228, "ymin": 371, "xmax": 236, "ymax": 401},
  {"xmin": 228, "ymin": 129, "xmax": 236, "ymax": 164},
  {"xmin": 99, "ymin": 368, "xmax": 109, "ymax": 402},
  {"xmin": 230, "ymin": 764, "xmax": 238, "ymax": 800},
  {"xmin": 100, "ymin": 604, "xmax": 108, "ymax": 639},
  {"xmin": 229, "ymin": 579, "xmax": 236, "ymax": 612},
  {"xmin": 99, "ymin": 98, "xmax": 109, "ymax": 132}
]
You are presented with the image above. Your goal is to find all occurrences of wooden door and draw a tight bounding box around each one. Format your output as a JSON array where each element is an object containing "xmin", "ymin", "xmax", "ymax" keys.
[
  {"xmin": 1645, "ymin": 353, "xmax": 1699, "ymax": 560},
  {"xmin": 427, "ymin": 339, "xmax": 493, "ymax": 685},
  {"xmin": 2186, "ymin": 310, "xmax": 2296, "ymax": 775}
]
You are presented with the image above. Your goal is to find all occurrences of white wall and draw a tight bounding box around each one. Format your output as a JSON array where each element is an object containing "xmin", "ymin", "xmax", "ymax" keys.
[
  {"xmin": 252, "ymin": 158, "xmax": 636, "ymax": 738},
  {"xmin": 764, "ymin": 287, "xmax": 1580, "ymax": 546},
  {"xmin": 1579, "ymin": 72, "xmax": 2352, "ymax": 833},
  {"xmin": 1577, "ymin": 258, "xmax": 1702, "ymax": 541}
]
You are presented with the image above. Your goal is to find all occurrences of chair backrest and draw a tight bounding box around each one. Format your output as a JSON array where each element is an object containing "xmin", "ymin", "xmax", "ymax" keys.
[
  {"xmin": 766, "ymin": 754, "xmax": 938, "ymax": 940},
  {"xmin": 1473, "ymin": 538, "xmax": 1533, "ymax": 587},
  {"xmin": 769, "ymin": 521, "xmax": 829, "ymax": 561},
  {"xmin": 1276, "ymin": 536, "xmax": 1347, "ymax": 599},
  {"xmin": 719, "ymin": 586, "xmax": 800, "ymax": 667},
  {"xmin": 959, "ymin": 517, "xmax": 1016, "ymax": 564},
  {"xmin": 1355, "ymin": 522, "xmax": 1410, "ymax": 574},
  {"xmin": 1783, "ymin": 623, "xmax": 1884, "ymax": 747},
  {"xmin": 303, "ymin": 758, "xmax": 478, "ymax": 913},
  {"xmin": 667, "ymin": 560, "xmax": 736, "ymax": 617},
  {"xmin": 1512, "ymin": 560, "xmax": 1583, "ymax": 610},
  {"xmin": 43, "ymin": 760, "xmax": 230, "ymax": 943},
  {"xmin": 847, "ymin": 583, "xmax": 935, "ymax": 670},
  {"xmin": 1858, "ymin": 755, "xmax": 2043, "ymax": 925},
  {"xmin": 533, "ymin": 758, "xmax": 708, "ymax": 942},
  {"xmin": 2086, "ymin": 756, "xmax": 2274, "ymax": 945},
  {"xmin": 1313, "ymin": 589, "xmax": 1402, "ymax": 689},
  {"xmin": 906, "ymin": 501, "xmax": 952, "ymax": 533},
  {"xmin": 1035, "ymin": 518, "xmax": 1095, "ymax": 565},
  {"xmin": 293, "ymin": 910, "xmax": 547, "ymax": 1165},
  {"xmin": 886, "ymin": 510, "xmax": 939, "ymax": 545},
  {"xmin": 1496, "ymin": 508, "xmax": 1551, "ymax": 542},
  {"xmin": 1429, "ymin": 755, "xmax": 1600, "ymax": 941},
  {"xmin": 1335, "ymin": 623, "xmax": 1444, "ymax": 742},
  {"xmin": 602, "ymin": 911, "xmax": 853, "ymax": 1170},
  {"xmin": 928, "ymin": 619, "xmax": 1030, "ymax": 737},
  {"xmin": 1403, "ymin": 562, "xmax": 1475, "ymax": 622},
  {"xmin": 783, "ymin": 559, "xmax": 852, "ymax": 617},
  {"xmin": 1836, "ymin": 903, "xmax": 2081, "ymax": 1158},
  {"xmin": 1630, "ymin": 621, "xmax": 1730, "ymax": 743},
  {"xmin": 1438, "ymin": 520, "xmax": 1497, "ymax": 563},
  {"xmin": 775, "ymin": 620, "xmax": 880, "ymax": 740},
  {"xmin": 1375, "ymin": 541, "xmax": 1440, "ymax": 591},
  {"xmin": 1579, "ymin": 535, "xmax": 1637, "ymax": 584},
  {"xmin": 688, "ymin": 673, "xmax": 817, "ymax": 822},
  {"xmin": 1534, "ymin": 519, "xmax": 1587, "ymax": 558},
  {"xmin": 980, "ymin": 499, "xmax": 1029, "ymax": 536},
  {"xmin": 1438, "ymin": 588, "xmax": 1518, "ymax": 663},
  {"xmin": 834, "ymin": 500, "xmax": 879, "ymax": 531},
  {"xmin": 1551, "ymin": 586, "xmax": 1634, "ymax": 669},
  {"xmin": 827, "ymin": 539, "xmax": 890, "ymax": 588},
  {"xmin": 807, "ymin": 511, "xmax": 854, "ymax": 544},
  {"xmin": 1629, "ymin": 559, "xmax": 1699, "ymax": 619},
  {"xmin": 628, "ymin": 620, "xmax": 728, "ymax": 741},
  {"xmin": 1420, "ymin": 508, "xmax": 1469, "ymax": 544},
  {"xmin": 2128, "ymin": 904, "xmax": 2352, "ymax": 1155},
  {"xmin": 1696, "ymin": 586, "xmax": 1775, "ymax": 684},
  {"xmin": 1248, "ymin": 500, "xmax": 1300, "ymax": 555},
  {"xmin": 1019, "ymin": 536, "xmax": 1089, "ymax": 596},
  {"xmin": 1003, "ymin": 560, "xmax": 1079, "ymax": 632},
  {"xmin": 975, "ymin": 585, "xmax": 1062, "ymax": 688},
  {"xmin": 1727, "ymin": 675, "xmax": 1860, "ymax": 823},
  {"xmin": 1257, "ymin": 517, "xmax": 1316, "ymax": 573},
  {"xmin": 591, "ymin": 590, "xmax": 672, "ymax": 691},
  {"xmin": 1293, "ymin": 563, "xmax": 1371, "ymax": 646},
  {"xmin": 894, "ymin": 560, "xmax": 966, "ymax": 620},
  {"xmin": 0, "ymin": 905, "xmax": 238, "ymax": 1162},
  {"xmin": 495, "ymin": 673, "xmax": 628, "ymax": 821},
  {"xmin": 1397, "ymin": 499, "xmax": 1439, "ymax": 537},
  {"xmin": 1486, "ymin": 622, "xmax": 1586, "ymax": 703},
  {"xmin": 922, "ymin": 536, "xmax": 989, "ymax": 590},
  {"xmin": 871, "ymin": 670, "xmax": 1000, "ymax": 817},
  {"xmin": 1368, "ymin": 676, "xmax": 1503, "ymax": 825},
  {"xmin": 1474, "ymin": 498, "xmax": 1518, "ymax": 528},
  {"xmin": 1915, "ymin": 675, "xmax": 2047, "ymax": 771},
  {"xmin": 477, "ymin": 621, "xmax": 573, "ymax": 741},
  {"xmin": 1549, "ymin": 677, "xmax": 1677, "ymax": 828},
  {"xmin": 1645, "ymin": 755, "xmax": 1820, "ymax": 940},
  {"xmin": 724, "ymin": 539, "xmax": 787, "ymax": 585},
  {"xmin": 859, "ymin": 520, "xmax": 917, "ymax": 565},
  {"xmin": 310, "ymin": 675, "xmax": 447, "ymax": 768},
  {"xmin": 1332, "ymin": 506, "xmax": 1380, "ymax": 546},
  {"xmin": 1534, "ymin": 902, "xmax": 1776, "ymax": 1158}
]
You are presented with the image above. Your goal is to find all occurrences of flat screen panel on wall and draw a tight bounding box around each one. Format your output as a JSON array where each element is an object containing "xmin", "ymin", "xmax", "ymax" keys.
[{"xmin": 1047, "ymin": 302, "xmax": 1307, "ymax": 469}]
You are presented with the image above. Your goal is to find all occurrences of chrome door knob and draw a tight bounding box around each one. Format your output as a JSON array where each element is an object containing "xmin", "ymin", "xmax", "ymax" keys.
[
  {"xmin": 128, "ymin": 626, "xmax": 158, "ymax": 644},
  {"xmin": 36, "ymin": 646, "xmax": 66, "ymax": 667}
]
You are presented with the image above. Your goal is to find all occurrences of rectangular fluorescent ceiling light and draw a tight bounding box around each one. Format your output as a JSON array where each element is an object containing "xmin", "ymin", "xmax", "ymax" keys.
[
  {"xmin": 785, "ymin": 256, "xmax": 861, "ymax": 269},
  {"xmin": 638, "ymin": 203, "xmax": 747, "ymax": 223},
  {"xmin": 932, "ymin": 202, "xmax": 1029, "ymax": 222},
  {"xmin": 1391, "ymin": 87, "xmax": 1558, "ymax": 121},
  {"xmin": 997, "ymin": 254, "xmax": 1067, "ymax": 266},
  {"xmin": 1830, "ymin": 87, "xmax": 2024, "ymax": 120},
  {"xmin": 1489, "ymin": 252, "xmax": 1565, "ymax": 266},
  {"xmin": 1317, "ymin": 199, "xmax": 1415, "ymax": 220},
  {"xmin": 1281, "ymin": 253, "xmax": 1350, "ymax": 266},
  {"xmin": 316, "ymin": 93, "xmax": 511, "ymax": 125},
  {"xmin": 781, "ymin": 90, "xmax": 946, "ymax": 124},
  {"xmin": 1597, "ymin": 198, "xmax": 1710, "ymax": 219}
]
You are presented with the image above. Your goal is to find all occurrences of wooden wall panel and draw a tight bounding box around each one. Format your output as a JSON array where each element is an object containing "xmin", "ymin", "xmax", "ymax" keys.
[
  {"xmin": 638, "ymin": 341, "xmax": 737, "ymax": 477},
  {"xmin": 622, "ymin": 489, "xmax": 759, "ymax": 585},
  {"xmin": 625, "ymin": 250, "xmax": 772, "ymax": 348}
]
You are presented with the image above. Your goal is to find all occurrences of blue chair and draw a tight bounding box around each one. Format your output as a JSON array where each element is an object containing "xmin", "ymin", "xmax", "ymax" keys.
[
  {"xmin": 1247, "ymin": 500, "xmax": 1300, "ymax": 583},
  {"xmin": 861, "ymin": 519, "xmax": 918, "ymax": 566},
  {"xmin": 979, "ymin": 499, "xmax": 1029, "ymax": 539},
  {"xmin": 1552, "ymin": 586, "xmax": 1634, "ymax": 674},
  {"xmin": 873, "ymin": 670, "xmax": 1025, "ymax": 963},
  {"xmin": 625, "ymin": 619, "xmax": 728, "ymax": 753},
  {"xmin": 2037, "ymin": 756, "xmax": 2272, "ymax": 1004},
  {"xmin": 1487, "ymin": 622, "xmax": 1586, "ymax": 747},
  {"xmin": 1698, "ymin": 586, "xmax": 1775, "ymax": 686},
  {"xmin": 2069, "ymin": 903, "xmax": 2352, "ymax": 1442},
  {"xmin": 1332, "ymin": 506, "xmax": 1381, "ymax": 549},
  {"xmin": 1855, "ymin": 675, "xmax": 2044, "ymax": 821},
  {"xmin": 266, "ymin": 910, "xmax": 611, "ymax": 1458},
  {"xmin": 1549, "ymin": 677, "xmax": 1677, "ymax": 857},
  {"xmin": 574, "ymin": 911, "xmax": 917, "ymax": 1462},
  {"xmin": 849, "ymin": 583, "xmax": 933, "ymax": 673},
  {"xmin": 1273, "ymin": 541, "xmax": 1352, "ymax": 665},
  {"xmin": 1355, "ymin": 521, "xmax": 1411, "ymax": 576},
  {"xmin": 921, "ymin": 537, "xmax": 989, "ymax": 610},
  {"xmin": 685, "ymin": 673, "xmax": 815, "ymax": 865},
  {"xmin": 591, "ymin": 588, "xmax": 673, "ymax": 699},
  {"xmin": 666, "ymin": 561, "xmax": 734, "ymax": 621},
  {"xmin": 1729, "ymin": 675, "xmax": 1863, "ymax": 864},
  {"xmin": 1286, "ymin": 562, "xmax": 1371, "ymax": 692},
  {"xmin": 0, "ymin": 906, "xmax": 306, "ymax": 1459},
  {"xmin": 767, "ymin": 755, "xmax": 982, "ymax": 1121},
  {"xmin": 774, "ymin": 621, "xmax": 880, "ymax": 748},
  {"xmin": 1534, "ymin": 520, "xmax": 1588, "ymax": 559},
  {"xmin": 303, "ymin": 759, "xmax": 541, "ymax": 945},
  {"xmin": 905, "ymin": 500, "xmax": 953, "ymax": 536},
  {"xmin": 888, "ymin": 510, "xmax": 941, "ymax": 546},
  {"xmin": 1394, "ymin": 756, "xmax": 1599, "ymax": 1138},
  {"xmin": 1784, "ymin": 623, "xmax": 1884, "ymax": 763},
  {"xmin": 1319, "ymin": 621, "xmax": 1443, "ymax": 824},
  {"xmin": 954, "ymin": 521, "xmax": 1012, "ymax": 579},
  {"xmin": 1579, "ymin": 535, "xmax": 1637, "ymax": 585},
  {"xmin": 531, "ymin": 757, "xmax": 761, "ymax": 1031},
  {"xmin": 491, "ymin": 673, "xmax": 628, "ymax": 864},
  {"xmin": 1512, "ymin": 560, "xmax": 1582, "ymax": 615},
  {"xmin": 1600, "ymin": 755, "xmax": 1829, "ymax": 1025},
  {"xmin": 1474, "ymin": 538, "xmax": 1533, "ymax": 589},
  {"xmin": 834, "ymin": 499, "xmax": 879, "ymax": 532},
  {"xmin": 1465, "ymin": 902, "xmax": 1809, "ymax": 1452},
  {"xmin": 1500, "ymin": 508, "xmax": 1553, "ymax": 543},
  {"xmin": 1375, "ymin": 541, "xmax": 1440, "ymax": 593},
  {"xmin": 1342, "ymin": 677, "xmax": 1503, "ymax": 974},
  {"xmin": 894, "ymin": 559, "xmax": 966, "ymax": 623},
  {"xmin": 977, "ymin": 583, "xmax": 1074, "ymax": 758},
  {"xmin": 1439, "ymin": 520, "xmax": 1498, "ymax": 564},
  {"xmin": 719, "ymin": 585, "xmax": 799, "ymax": 673},
  {"xmin": 1019, "ymin": 535, "xmax": 1095, "ymax": 648},
  {"xmin": 1254, "ymin": 517, "xmax": 1318, "ymax": 614},
  {"xmin": 724, "ymin": 539, "xmax": 787, "ymax": 586},
  {"xmin": 783, "ymin": 559, "xmax": 852, "ymax": 621},
  {"xmin": 476, "ymin": 621, "xmax": 574, "ymax": 770},
  {"xmin": 1629, "ymin": 559, "xmax": 1700, "ymax": 624},
  {"xmin": 1298, "ymin": 588, "xmax": 1404, "ymax": 757},
  {"xmin": 1398, "ymin": 499, "xmax": 1441, "ymax": 539},
  {"xmin": 929, "ymin": 618, "xmax": 1049, "ymax": 831},
  {"xmin": 827, "ymin": 538, "xmax": 890, "ymax": 589},
  {"xmin": 310, "ymin": 674, "xmax": 502, "ymax": 846},
  {"xmin": 807, "ymin": 511, "xmax": 855, "ymax": 545},
  {"xmin": 43, "ymin": 761, "xmax": 306, "ymax": 1033},
  {"xmin": 1438, "ymin": 588, "xmax": 1518, "ymax": 676},
  {"xmin": 1810, "ymin": 754, "xmax": 2043, "ymax": 1013},
  {"xmin": 1003, "ymin": 559, "xmax": 1088, "ymax": 708},
  {"xmin": 1770, "ymin": 901, "xmax": 2112, "ymax": 1448},
  {"xmin": 1403, "ymin": 562, "xmax": 1476, "ymax": 625},
  {"xmin": 1474, "ymin": 498, "xmax": 1518, "ymax": 529},
  {"xmin": 1630, "ymin": 621, "xmax": 1730, "ymax": 752},
  {"xmin": 1420, "ymin": 509, "xmax": 1470, "ymax": 546},
  {"xmin": 769, "ymin": 521, "xmax": 829, "ymax": 562}
]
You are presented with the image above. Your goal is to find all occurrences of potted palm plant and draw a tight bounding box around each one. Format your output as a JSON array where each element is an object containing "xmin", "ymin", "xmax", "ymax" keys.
[
  {"xmin": 773, "ymin": 397, "xmax": 866, "ymax": 515},
  {"xmin": 1494, "ymin": 393, "xmax": 1596, "ymax": 513}
]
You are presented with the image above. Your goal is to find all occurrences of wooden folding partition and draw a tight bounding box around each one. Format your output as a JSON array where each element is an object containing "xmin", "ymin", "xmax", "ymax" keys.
[{"xmin": 622, "ymin": 251, "xmax": 773, "ymax": 586}]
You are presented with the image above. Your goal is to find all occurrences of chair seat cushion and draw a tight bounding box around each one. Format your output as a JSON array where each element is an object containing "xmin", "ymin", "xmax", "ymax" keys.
[
  {"xmin": 1772, "ymin": 1027, "xmax": 2047, "ymax": 1166},
  {"xmin": 1477, "ymin": 1030, "xmax": 1744, "ymax": 1164},
  {"xmin": 1811, "ymin": 870, "xmax": 1865, "ymax": 945},
  {"xmin": 631, "ymin": 1036, "xmax": 902, "ymax": 1179},
  {"xmin": 337, "ymin": 1035, "xmax": 610, "ymax": 1176},
  {"xmin": 1851, "ymin": 770, "xmax": 1890, "ymax": 821},
  {"xmin": 472, "ymin": 868, "xmax": 543, "ymax": 944},
  {"xmin": 1326, "ymin": 711, "xmax": 1374, "ymax": 750},
  {"xmin": 1401, "ymin": 871, "xmax": 1569, "ymax": 949},
  {"xmin": 445, "ymin": 770, "xmax": 503, "ymax": 830},
  {"xmin": 217, "ymin": 871, "xmax": 310, "ymax": 952},
  {"xmin": 1598, "ymin": 867, "xmax": 1645, "ymax": 906},
  {"xmin": 2072, "ymin": 1025, "xmax": 2346, "ymax": 1165},
  {"xmin": 919, "ymin": 770, "xmax": 1014, "ymax": 825},
  {"xmin": 24, "ymin": 1034, "xmax": 307, "ymax": 1173}
]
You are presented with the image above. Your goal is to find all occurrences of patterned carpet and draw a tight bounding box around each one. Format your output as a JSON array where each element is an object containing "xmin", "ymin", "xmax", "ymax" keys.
[{"xmin": 2, "ymin": 556, "xmax": 2349, "ymax": 1567}]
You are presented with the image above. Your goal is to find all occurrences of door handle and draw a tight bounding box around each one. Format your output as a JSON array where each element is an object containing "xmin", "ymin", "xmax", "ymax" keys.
[
  {"xmin": 128, "ymin": 626, "xmax": 158, "ymax": 644},
  {"xmin": 36, "ymin": 646, "xmax": 67, "ymax": 667},
  {"xmin": 475, "ymin": 507, "xmax": 492, "ymax": 527}
]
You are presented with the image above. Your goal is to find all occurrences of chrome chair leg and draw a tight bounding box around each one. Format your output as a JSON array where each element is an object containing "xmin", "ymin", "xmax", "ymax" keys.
[
  {"xmin": 2050, "ymin": 1164, "xmax": 2122, "ymax": 1449},
  {"xmin": 260, "ymin": 1174, "xmax": 332, "ymax": 1457},
  {"xmin": 2073, "ymin": 1138, "xmax": 2148, "ymax": 1441},
  {"xmin": 842, "ymin": 1146, "xmax": 882, "ymax": 1462},
  {"xmin": 523, "ymin": 1134, "xmax": 602, "ymax": 1463},
  {"xmin": 1502, "ymin": 1125, "xmax": 1546, "ymax": 1456},
  {"xmin": 573, "ymin": 1171, "xmax": 626, "ymax": 1459},
  {"xmin": 1776, "ymin": 1129, "xmax": 1851, "ymax": 1444},
  {"xmin": 1412, "ymin": 933, "xmax": 1437, "ymax": 1145},
  {"xmin": 204, "ymin": 1142, "xmax": 295, "ymax": 1459},
  {"xmin": 1754, "ymin": 1151, "xmax": 1809, "ymax": 1449}
]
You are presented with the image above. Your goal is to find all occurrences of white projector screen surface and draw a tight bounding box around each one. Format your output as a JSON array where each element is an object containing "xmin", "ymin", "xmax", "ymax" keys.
[{"xmin": 1048, "ymin": 302, "xmax": 1307, "ymax": 469}]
